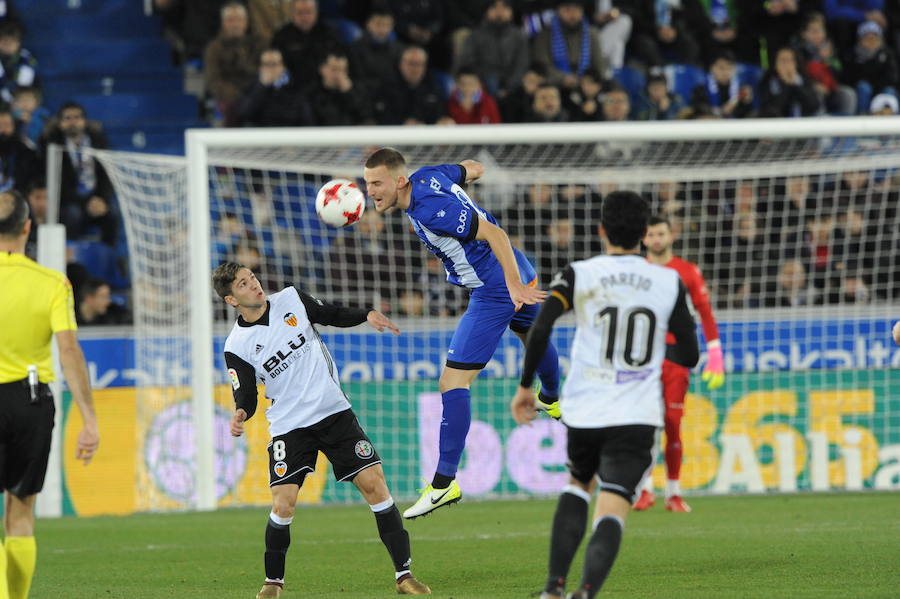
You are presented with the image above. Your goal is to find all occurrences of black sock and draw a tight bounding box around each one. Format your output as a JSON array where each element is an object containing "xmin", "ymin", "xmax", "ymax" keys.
[
  {"xmin": 538, "ymin": 390, "xmax": 558, "ymax": 405},
  {"xmin": 375, "ymin": 505, "xmax": 411, "ymax": 573},
  {"xmin": 545, "ymin": 490, "xmax": 589, "ymax": 592},
  {"xmin": 579, "ymin": 515, "xmax": 624, "ymax": 598},
  {"xmin": 431, "ymin": 473, "xmax": 454, "ymax": 489},
  {"xmin": 264, "ymin": 516, "xmax": 292, "ymax": 582}
]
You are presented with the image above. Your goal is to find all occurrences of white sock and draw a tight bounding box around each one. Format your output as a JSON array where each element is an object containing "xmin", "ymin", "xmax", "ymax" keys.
[
  {"xmin": 395, "ymin": 569, "xmax": 411, "ymax": 581},
  {"xmin": 666, "ymin": 479, "xmax": 681, "ymax": 498},
  {"xmin": 640, "ymin": 477, "xmax": 654, "ymax": 494}
]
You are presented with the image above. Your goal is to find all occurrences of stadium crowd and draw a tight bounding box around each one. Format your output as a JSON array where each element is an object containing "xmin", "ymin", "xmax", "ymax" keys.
[{"xmin": 5, "ymin": 0, "xmax": 900, "ymax": 325}]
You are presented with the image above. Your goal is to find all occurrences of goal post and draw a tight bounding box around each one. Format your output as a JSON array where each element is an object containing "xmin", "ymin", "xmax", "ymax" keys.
[{"xmin": 93, "ymin": 117, "xmax": 900, "ymax": 512}]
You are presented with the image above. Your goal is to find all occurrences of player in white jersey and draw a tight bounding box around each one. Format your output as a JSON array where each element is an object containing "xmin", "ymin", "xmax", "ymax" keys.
[
  {"xmin": 213, "ymin": 262, "xmax": 432, "ymax": 598},
  {"xmin": 510, "ymin": 192, "xmax": 699, "ymax": 599}
]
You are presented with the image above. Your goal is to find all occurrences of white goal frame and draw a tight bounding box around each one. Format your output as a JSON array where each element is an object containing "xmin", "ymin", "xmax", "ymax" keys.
[{"xmin": 185, "ymin": 116, "xmax": 900, "ymax": 510}]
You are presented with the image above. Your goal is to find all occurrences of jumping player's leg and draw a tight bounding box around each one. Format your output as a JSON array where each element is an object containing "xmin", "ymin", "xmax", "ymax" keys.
[
  {"xmin": 661, "ymin": 360, "xmax": 691, "ymax": 511},
  {"xmin": 353, "ymin": 465, "xmax": 430, "ymax": 594},
  {"xmin": 513, "ymin": 329, "xmax": 562, "ymax": 418},
  {"xmin": 4, "ymin": 494, "xmax": 37, "ymax": 599}
]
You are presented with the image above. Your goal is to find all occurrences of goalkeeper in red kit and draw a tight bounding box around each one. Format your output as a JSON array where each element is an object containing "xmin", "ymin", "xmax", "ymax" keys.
[{"xmin": 636, "ymin": 216, "xmax": 725, "ymax": 512}]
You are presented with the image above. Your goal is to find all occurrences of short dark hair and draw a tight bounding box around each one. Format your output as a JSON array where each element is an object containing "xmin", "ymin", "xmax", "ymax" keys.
[
  {"xmin": 648, "ymin": 215, "xmax": 670, "ymax": 228},
  {"xmin": 0, "ymin": 190, "xmax": 29, "ymax": 237},
  {"xmin": 601, "ymin": 191, "xmax": 650, "ymax": 249},
  {"xmin": 365, "ymin": 147, "xmax": 407, "ymax": 171},
  {"xmin": 0, "ymin": 21, "xmax": 22, "ymax": 40},
  {"xmin": 80, "ymin": 277, "xmax": 110, "ymax": 301},
  {"xmin": 212, "ymin": 262, "xmax": 246, "ymax": 299},
  {"xmin": 13, "ymin": 86, "xmax": 41, "ymax": 102},
  {"xmin": 58, "ymin": 101, "xmax": 86, "ymax": 119}
]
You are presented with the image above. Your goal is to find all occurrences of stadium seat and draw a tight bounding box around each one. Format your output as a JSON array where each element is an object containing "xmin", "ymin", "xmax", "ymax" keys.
[
  {"xmin": 736, "ymin": 63, "xmax": 763, "ymax": 109},
  {"xmin": 663, "ymin": 64, "xmax": 705, "ymax": 104},
  {"xmin": 30, "ymin": 40, "xmax": 173, "ymax": 77},
  {"xmin": 66, "ymin": 94, "xmax": 199, "ymax": 125},
  {"xmin": 432, "ymin": 70, "xmax": 455, "ymax": 100},
  {"xmin": 328, "ymin": 18, "xmax": 363, "ymax": 44},
  {"xmin": 68, "ymin": 240, "xmax": 130, "ymax": 290},
  {"xmin": 612, "ymin": 66, "xmax": 647, "ymax": 105}
]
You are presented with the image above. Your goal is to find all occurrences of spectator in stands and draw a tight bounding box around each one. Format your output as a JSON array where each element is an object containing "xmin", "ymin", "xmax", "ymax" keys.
[
  {"xmin": 40, "ymin": 102, "xmax": 118, "ymax": 246},
  {"xmin": 328, "ymin": 209, "xmax": 396, "ymax": 312},
  {"xmin": 447, "ymin": 70, "xmax": 502, "ymax": 124},
  {"xmin": 272, "ymin": 0, "xmax": 343, "ymax": 85},
  {"xmin": 204, "ymin": 2, "xmax": 267, "ymax": 126},
  {"xmin": 759, "ymin": 47, "xmax": 821, "ymax": 117},
  {"xmin": 702, "ymin": 0, "xmax": 740, "ymax": 59},
  {"xmin": 845, "ymin": 21, "xmax": 898, "ymax": 114},
  {"xmin": 154, "ymin": 0, "xmax": 231, "ymax": 62},
  {"xmin": 824, "ymin": 0, "xmax": 888, "ymax": 61},
  {"xmin": 566, "ymin": 72, "xmax": 609, "ymax": 121},
  {"xmin": 690, "ymin": 51, "xmax": 754, "ymax": 118},
  {"xmin": 502, "ymin": 182, "xmax": 556, "ymax": 256},
  {"xmin": 418, "ymin": 253, "xmax": 466, "ymax": 316},
  {"xmin": 455, "ymin": 0, "xmax": 529, "ymax": 100},
  {"xmin": 500, "ymin": 64, "xmax": 547, "ymax": 123},
  {"xmin": 232, "ymin": 240, "xmax": 284, "ymax": 291},
  {"xmin": 741, "ymin": 0, "xmax": 810, "ymax": 67},
  {"xmin": 24, "ymin": 180, "xmax": 46, "ymax": 256},
  {"xmin": 526, "ymin": 83, "xmax": 571, "ymax": 122},
  {"xmin": 306, "ymin": 51, "xmax": 373, "ymax": 125},
  {"xmin": 834, "ymin": 274, "xmax": 872, "ymax": 304},
  {"xmin": 12, "ymin": 86, "xmax": 48, "ymax": 148},
  {"xmin": 76, "ymin": 277, "xmax": 131, "ymax": 325},
  {"xmin": 237, "ymin": 48, "xmax": 313, "ymax": 126},
  {"xmin": 629, "ymin": 0, "xmax": 707, "ymax": 68},
  {"xmin": 794, "ymin": 12, "xmax": 857, "ymax": 116},
  {"xmin": 600, "ymin": 85, "xmax": 631, "ymax": 121},
  {"xmin": 762, "ymin": 260, "xmax": 819, "ymax": 307},
  {"xmin": 532, "ymin": 1, "xmax": 607, "ymax": 91},
  {"xmin": 388, "ymin": 0, "xmax": 450, "ymax": 69},
  {"xmin": 248, "ymin": 0, "xmax": 291, "ymax": 42},
  {"xmin": 765, "ymin": 175, "xmax": 812, "ymax": 239},
  {"xmin": 0, "ymin": 21, "xmax": 37, "ymax": 105},
  {"xmin": 398, "ymin": 288, "xmax": 426, "ymax": 317},
  {"xmin": 374, "ymin": 46, "xmax": 448, "ymax": 125},
  {"xmin": 0, "ymin": 105, "xmax": 37, "ymax": 195},
  {"xmin": 870, "ymin": 92, "xmax": 899, "ymax": 114},
  {"xmin": 639, "ymin": 73, "xmax": 687, "ymax": 120},
  {"xmin": 349, "ymin": 3, "xmax": 404, "ymax": 94},
  {"xmin": 587, "ymin": 1, "xmax": 633, "ymax": 71},
  {"xmin": 537, "ymin": 216, "xmax": 578, "ymax": 286}
]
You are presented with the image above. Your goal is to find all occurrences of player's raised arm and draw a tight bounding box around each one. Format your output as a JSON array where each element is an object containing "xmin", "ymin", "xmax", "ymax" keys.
[
  {"xmin": 458, "ymin": 159, "xmax": 484, "ymax": 183},
  {"xmin": 296, "ymin": 288, "xmax": 398, "ymax": 334},
  {"xmin": 666, "ymin": 281, "xmax": 700, "ymax": 369},
  {"xmin": 475, "ymin": 217, "xmax": 547, "ymax": 310}
]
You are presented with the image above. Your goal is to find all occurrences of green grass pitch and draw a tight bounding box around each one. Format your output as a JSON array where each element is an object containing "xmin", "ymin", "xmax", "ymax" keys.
[{"xmin": 29, "ymin": 492, "xmax": 900, "ymax": 598}]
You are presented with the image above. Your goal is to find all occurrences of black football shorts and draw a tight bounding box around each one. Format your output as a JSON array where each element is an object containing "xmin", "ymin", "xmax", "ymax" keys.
[
  {"xmin": 566, "ymin": 424, "xmax": 658, "ymax": 503},
  {"xmin": 267, "ymin": 409, "xmax": 381, "ymax": 487},
  {"xmin": 0, "ymin": 380, "xmax": 56, "ymax": 499}
]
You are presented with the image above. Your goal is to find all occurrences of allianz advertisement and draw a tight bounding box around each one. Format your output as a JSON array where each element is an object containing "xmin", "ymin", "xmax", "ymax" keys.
[{"xmin": 59, "ymin": 318, "xmax": 900, "ymax": 515}]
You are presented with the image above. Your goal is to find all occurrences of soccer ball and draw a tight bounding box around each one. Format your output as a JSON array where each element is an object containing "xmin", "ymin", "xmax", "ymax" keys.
[{"xmin": 315, "ymin": 179, "xmax": 365, "ymax": 228}]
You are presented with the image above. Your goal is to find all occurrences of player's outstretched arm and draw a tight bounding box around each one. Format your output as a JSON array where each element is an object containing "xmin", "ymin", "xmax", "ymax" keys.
[
  {"xmin": 57, "ymin": 330, "xmax": 99, "ymax": 465},
  {"xmin": 458, "ymin": 159, "xmax": 484, "ymax": 182},
  {"xmin": 366, "ymin": 310, "xmax": 400, "ymax": 335},
  {"xmin": 512, "ymin": 267, "xmax": 573, "ymax": 425},
  {"xmin": 475, "ymin": 217, "xmax": 547, "ymax": 310}
]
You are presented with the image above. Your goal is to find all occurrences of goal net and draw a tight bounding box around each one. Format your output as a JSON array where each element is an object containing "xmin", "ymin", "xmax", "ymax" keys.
[{"xmin": 95, "ymin": 118, "xmax": 900, "ymax": 511}]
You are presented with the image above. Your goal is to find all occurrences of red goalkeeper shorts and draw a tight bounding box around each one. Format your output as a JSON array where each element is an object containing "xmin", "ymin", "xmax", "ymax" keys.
[{"xmin": 661, "ymin": 359, "xmax": 690, "ymax": 421}]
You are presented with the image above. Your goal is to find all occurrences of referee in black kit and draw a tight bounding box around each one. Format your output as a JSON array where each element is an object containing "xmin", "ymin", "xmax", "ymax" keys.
[{"xmin": 0, "ymin": 189, "xmax": 99, "ymax": 599}]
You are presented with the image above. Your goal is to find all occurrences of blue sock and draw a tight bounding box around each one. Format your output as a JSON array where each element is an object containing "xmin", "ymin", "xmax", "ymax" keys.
[
  {"xmin": 536, "ymin": 341, "xmax": 561, "ymax": 398},
  {"xmin": 436, "ymin": 388, "xmax": 471, "ymax": 479}
]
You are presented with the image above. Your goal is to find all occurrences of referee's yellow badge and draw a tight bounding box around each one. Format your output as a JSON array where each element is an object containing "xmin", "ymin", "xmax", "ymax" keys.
[{"xmin": 283, "ymin": 313, "xmax": 298, "ymax": 327}]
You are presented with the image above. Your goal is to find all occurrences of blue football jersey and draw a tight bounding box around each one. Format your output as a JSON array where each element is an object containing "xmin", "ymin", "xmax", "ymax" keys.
[{"xmin": 405, "ymin": 164, "xmax": 534, "ymax": 290}]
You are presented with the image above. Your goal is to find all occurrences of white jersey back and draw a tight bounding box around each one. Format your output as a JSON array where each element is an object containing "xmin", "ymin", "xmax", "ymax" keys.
[
  {"xmin": 562, "ymin": 254, "xmax": 681, "ymax": 428},
  {"xmin": 223, "ymin": 287, "xmax": 350, "ymax": 436}
]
